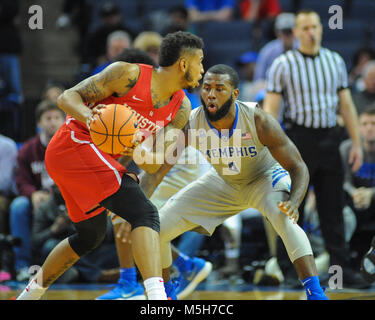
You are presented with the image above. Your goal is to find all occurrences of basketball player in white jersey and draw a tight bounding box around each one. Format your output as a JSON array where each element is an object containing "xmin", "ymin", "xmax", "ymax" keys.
[
  {"xmin": 141, "ymin": 64, "xmax": 328, "ymax": 300},
  {"xmin": 97, "ymin": 147, "xmax": 212, "ymax": 300}
]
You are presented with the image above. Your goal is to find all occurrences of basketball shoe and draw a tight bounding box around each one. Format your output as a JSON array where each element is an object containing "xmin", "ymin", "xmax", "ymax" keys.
[
  {"xmin": 305, "ymin": 288, "xmax": 329, "ymax": 300},
  {"xmin": 96, "ymin": 279, "xmax": 145, "ymax": 300},
  {"xmin": 302, "ymin": 276, "xmax": 329, "ymax": 300},
  {"xmin": 361, "ymin": 236, "xmax": 375, "ymax": 284},
  {"xmin": 174, "ymin": 257, "xmax": 212, "ymax": 299},
  {"xmin": 165, "ymin": 279, "xmax": 179, "ymax": 300}
]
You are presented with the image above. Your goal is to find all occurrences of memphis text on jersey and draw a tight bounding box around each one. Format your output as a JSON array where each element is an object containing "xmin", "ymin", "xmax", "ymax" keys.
[{"xmin": 132, "ymin": 128, "xmax": 258, "ymax": 173}]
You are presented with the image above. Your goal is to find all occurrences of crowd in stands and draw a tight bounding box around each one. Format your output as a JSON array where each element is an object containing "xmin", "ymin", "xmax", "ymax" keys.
[{"xmin": 1, "ymin": 0, "xmax": 375, "ymax": 290}]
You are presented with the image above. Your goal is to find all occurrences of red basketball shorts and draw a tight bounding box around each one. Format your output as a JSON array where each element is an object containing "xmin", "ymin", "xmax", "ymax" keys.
[{"xmin": 45, "ymin": 123, "xmax": 127, "ymax": 223}]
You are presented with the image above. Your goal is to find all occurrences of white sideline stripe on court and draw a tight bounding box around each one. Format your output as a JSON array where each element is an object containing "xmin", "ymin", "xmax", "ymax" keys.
[{"xmin": 70, "ymin": 130, "xmax": 122, "ymax": 186}]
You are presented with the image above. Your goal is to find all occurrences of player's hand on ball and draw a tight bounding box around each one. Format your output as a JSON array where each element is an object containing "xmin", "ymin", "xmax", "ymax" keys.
[
  {"xmin": 278, "ymin": 200, "xmax": 299, "ymax": 224},
  {"xmin": 120, "ymin": 129, "xmax": 143, "ymax": 157},
  {"xmin": 86, "ymin": 104, "xmax": 107, "ymax": 129}
]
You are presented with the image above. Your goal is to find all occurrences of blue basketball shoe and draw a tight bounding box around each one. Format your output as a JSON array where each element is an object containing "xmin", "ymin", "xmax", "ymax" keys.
[
  {"xmin": 305, "ymin": 288, "xmax": 329, "ymax": 300},
  {"xmin": 302, "ymin": 276, "xmax": 329, "ymax": 300},
  {"xmin": 175, "ymin": 257, "xmax": 212, "ymax": 300},
  {"xmin": 165, "ymin": 279, "xmax": 179, "ymax": 300},
  {"xmin": 361, "ymin": 236, "xmax": 375, "ymax": 284},
  {"xmin": 96, "ymin": 279, "xmax": 145, "ymax": 300}
]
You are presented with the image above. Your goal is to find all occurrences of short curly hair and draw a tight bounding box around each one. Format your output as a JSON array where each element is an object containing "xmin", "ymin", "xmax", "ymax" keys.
[
  {"xmin": 158, "ymin": 31, "xmax": 204, "ymax": 67},
  {"xmin": 206, "ymin": 64, "xmax": 239, "ymax": 89}
]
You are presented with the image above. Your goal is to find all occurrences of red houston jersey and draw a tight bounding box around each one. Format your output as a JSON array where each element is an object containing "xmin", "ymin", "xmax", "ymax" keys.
[
  {"xmin": 45, "ymin": 64, "xmax": 186, "ymax": 223},
  {"xmin": 66, "ymin": 64, "xmax": 185, "ymax": 140}
]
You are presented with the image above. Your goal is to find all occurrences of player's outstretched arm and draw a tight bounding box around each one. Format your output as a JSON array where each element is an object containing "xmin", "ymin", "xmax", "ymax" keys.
[
  {"xmin": 57, "ymin": 62, "xmax": 140, "ymax": 126},
  {"xmin": 255, "ymin": 107, "xmax": 310, "ymax": 223}
]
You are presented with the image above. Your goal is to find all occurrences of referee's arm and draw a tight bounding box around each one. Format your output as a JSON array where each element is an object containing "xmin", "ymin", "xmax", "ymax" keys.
[
  {"xmin": 263, "ymin": 55, "xmax": 284, "ymax": 119},
  {"xmin": 338, "ymin": 88, "xmax": 363, "ymax": 172},
  {"xmin": 263, "ymin": 92, "xmax": 282, "ymax": 119}
]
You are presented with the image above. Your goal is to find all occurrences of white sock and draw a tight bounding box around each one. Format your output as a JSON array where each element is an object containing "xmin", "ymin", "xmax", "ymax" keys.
[
  {"xmin": 143, "ymin": 277, "xmax": 167, "ymax": 300},
  {"xmin": 17, "ymin": 278, "xmax": 48, "ymax": 300}
]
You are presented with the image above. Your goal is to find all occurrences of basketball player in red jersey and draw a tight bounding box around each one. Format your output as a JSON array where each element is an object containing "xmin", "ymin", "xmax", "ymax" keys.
[{"xmin": 17, "ymin": 31, "xmax": 204, "ymax": 300}]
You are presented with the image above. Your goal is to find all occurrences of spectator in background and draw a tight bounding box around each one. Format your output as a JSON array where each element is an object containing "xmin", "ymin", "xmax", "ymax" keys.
[
  {"xmin": 9, "ymin": 100, "xmax": 65, "ymax": 281},
  {"xmin": 161, "ymin": 6, "xmax": 189, "ymax": 36},
  {"xmin": 0, "ymin": 0, "xmax": 23, "ymax": 141},
  {"xmin": 185, "ymin": 0, "xmax": 236, "ymax": 23},
  {"xmin": 253, "ymin": 12, "xmax": 298, "ymax": 82},
  {"xmin": 80, "ymin": 2, "xmax": 136, "ymax": 78},
  {"xmin": 168, "ymin": 6, "xmax": 189, "ymax": 31},
  {"xmin": 162, "ymin": 23, "xmax": 188, "ymax": 37},
  {"xmin": 41, "ymin": 81, "xmax": 65, "ymax": 103},
  {"xmin": 146, "ymin": 5, "xmax": 189, "ymax": 36},
  {"xmin": 114, "ymin": 48, "xmax": 157, "ymax": 67},
  {"xmin": 340, "ymin": 105, "xmax": 375, "ymax": 268},
  {"xmin": 92, "ymin": 30, "xmax": 133, "ymax": 74},
  {"xmin": 254, "ymin": 88, "xmax": 266, "ymax": 107},
  {"xmin": 133, "ymin": 31, "xmax": 162, "ymax": 65},
  {"xmin": 352, "ymin": 61, "xmax": 375, "ymax": 115},
  {"xmin": 0, "ymin": 134, "xmax": 18, "ymax": 281},
  {"xmin": 349, "ymin": 47, "xmax": 375, "ymax": 92},
  {"xmin": 31, "ymin": 185, "xmax": 119, "ymax": 284},
  {"xmin": 56, "ymin": 0, "xmax": 93, "ymax": 59},
  {"xmin": 0, "ymin": 134, "xmax": 18, "ymax": 235},
  {"xmin": 236, "ymin": 51, "xmax": 259, "ymax": 101},
  {"xmin": 239, "ymin": 0, "xmax": 281, "ymax": 22}
]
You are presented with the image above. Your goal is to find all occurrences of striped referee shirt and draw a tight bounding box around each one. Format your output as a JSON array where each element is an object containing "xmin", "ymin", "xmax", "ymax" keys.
[{"xmin": 266, "ymin": 48, "xmax": 348, "ymax": 128}]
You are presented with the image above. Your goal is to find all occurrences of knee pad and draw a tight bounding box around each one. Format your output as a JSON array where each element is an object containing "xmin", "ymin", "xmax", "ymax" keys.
[
  {"xmin": 128, "ymin": 199, "xmax": 160, "ymax": 233},
  {"xmin": 100, "ymin": 174, "xmax": 160, "ymax": 233},
  {"xmin": 68, "ymin": 210, "xmax": 107, "ymax": 257}
]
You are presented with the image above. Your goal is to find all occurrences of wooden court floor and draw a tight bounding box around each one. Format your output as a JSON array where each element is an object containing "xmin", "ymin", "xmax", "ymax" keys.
[{"xmin": 1, "ymin": 284, "xmax": 375, "ymax": 300}]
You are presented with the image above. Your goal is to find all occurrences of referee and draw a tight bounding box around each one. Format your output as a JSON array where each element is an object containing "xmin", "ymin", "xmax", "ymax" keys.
[{"xmin": 263, "ymin": 9, "xmax": 368, "ymax": 288}]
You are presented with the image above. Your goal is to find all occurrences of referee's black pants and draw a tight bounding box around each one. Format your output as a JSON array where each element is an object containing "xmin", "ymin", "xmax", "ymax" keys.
[{"xmin": 277, "ymin": 124, "xmax": 350, "ymax": 277}]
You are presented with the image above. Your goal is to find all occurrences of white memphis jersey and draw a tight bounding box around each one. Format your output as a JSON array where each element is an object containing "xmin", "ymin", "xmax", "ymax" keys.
[{"xmin": 188, "ymin": 100, "xmax": 279, "ymax": 185}]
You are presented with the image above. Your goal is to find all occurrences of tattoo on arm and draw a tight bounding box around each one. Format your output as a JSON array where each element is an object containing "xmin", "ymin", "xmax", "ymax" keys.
[
  {"xmin": 159, "ymin": 97, "xmax": 191, "ymax": 157},
  {"xmin": 170, "ymin": 97, "xmax": 192, "ymax": 130},
  {"xmin": 151, "ymin": 89, "xmax": 170, "ymax": 109},
  {"xmin": 75, "ymin": 78, "xmax": 107, "ymax": 103},
  {"xmin": 99, "ymin": 64, "xmax": 125, "ymax": 86},
  {"xmin": 121, "ymin": 63, "xmax": 139, "ymax": 92},
  {"xmin": 73, "ymin": 62, "xmax": 138, "ymax": 103},
  {"xmin": 126, "ymin": 76, "xmax": 137, "ymax": 90}
]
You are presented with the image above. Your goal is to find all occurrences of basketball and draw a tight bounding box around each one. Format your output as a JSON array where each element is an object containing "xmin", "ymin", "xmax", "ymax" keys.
[{"xmin": 89, "ymin": 104, "xmax": 137, "ymax": 154}]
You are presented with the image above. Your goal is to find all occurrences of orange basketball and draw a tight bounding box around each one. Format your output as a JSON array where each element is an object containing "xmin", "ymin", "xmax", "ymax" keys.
[{"xmin": 89, "ymin": 104, "xmax": 137, "ymax": 154}]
